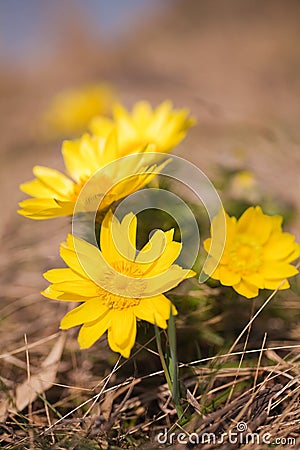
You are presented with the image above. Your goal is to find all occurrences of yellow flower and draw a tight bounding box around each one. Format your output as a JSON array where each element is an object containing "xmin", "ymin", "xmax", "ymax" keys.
[
  {"xmin": 18, "ymin": 132, "xmax": 168, "ymax": 220},
  {"xmin": 42, "ymin": 210, "xmax": 195, "ymax": 357},
  {"xmin": 204, "ymin": 206, "xmax": 300, "ymax": 298},
  {"xmin": 229, "ymin": 170, "xmax": 260, "ymax": 202},
  {"xmin": 89, "ymin": 100, "xmax": 195, "ymax": 156},
  {"xmin": 43, "ymin": 84, "xmax": 116, "ymax": 137}
]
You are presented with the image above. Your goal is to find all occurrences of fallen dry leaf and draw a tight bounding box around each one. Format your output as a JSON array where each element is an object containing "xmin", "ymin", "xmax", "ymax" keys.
[{"xmin": 0, "ymin": 333, "xmax": 66, "ymax": 420}]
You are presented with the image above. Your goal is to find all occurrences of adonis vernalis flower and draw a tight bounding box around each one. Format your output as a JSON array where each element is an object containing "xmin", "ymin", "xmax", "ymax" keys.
[
  {"xmin": 229, "ymin": 170, "xmax": 260, "ymax": 203},
  {"xmin": 90, "ymin": 100, "xmax": 195, "ymax": 156},
  {"xmin": 18, "ymin": 132, "xmax": 167, "ymax": 220},
  {"xmin": 43, "ymin": 84, "xmax": 116, "ymax": 137},
  {"xmin": 42, "ymin": 210, "xmax": 195, "ymax": 357},
  {"xmin": 204, "ymin": 206, "xmax": 300, "ymax": 298}
]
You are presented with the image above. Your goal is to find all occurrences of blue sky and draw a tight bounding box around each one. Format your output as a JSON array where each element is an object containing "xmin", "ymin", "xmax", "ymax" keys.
[{"xmin": 0, "ymin": 1, "xmax": 169, "ymax": 63}]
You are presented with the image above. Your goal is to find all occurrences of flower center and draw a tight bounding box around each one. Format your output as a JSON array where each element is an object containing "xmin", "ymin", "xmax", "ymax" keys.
[
  {"xmin": 102, "ymin": 292, "xmax": 141, "ymax": 310},
  {"xmin": 229, "ymin": 235, "xmax": 262, "ymax": 274},
  {"xmin": 100, "ymin": 261, "xmax": 147, "ymax": 309}
]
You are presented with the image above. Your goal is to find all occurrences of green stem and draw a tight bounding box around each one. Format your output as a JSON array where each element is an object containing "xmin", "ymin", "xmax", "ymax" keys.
[
  {"xmin": 154, "ymin": 325, "xmax": 172, "ymax": 391},
  {"xmin": 167, "ymin": 309, "xmax": 184, "ymax": 419},
  {"xmin": 154, "ymin": 313, "xmax": 184, "ymax": 421}
]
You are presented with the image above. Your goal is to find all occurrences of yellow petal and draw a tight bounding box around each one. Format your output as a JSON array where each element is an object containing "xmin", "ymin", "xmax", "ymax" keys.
[
  {"xmin": 100, "ymin": 210, "xmax": 122, "ymax": 264},
  {"xmin": 263, "ymin": 232, "xmax": 299, "ymax": 261},
  {"xmin": 43, "ymin": 268, "xmax": 82, "ymax": 283},
  {"xmin": 237, "ymin": 206, "xmax": 277, "ymax": 244},
  {"xmin": 108, "ymin": 310, "xmax": 137, "ymax": 357},
  {"xmin": 219, "ymin": 266, "xmax": 241, "ymax": 286},
  {"xmin": 243, "ymin": 272, "xmax": 265, "ymax": 289},
  {"xmin": 164, "ymin": 229, "xmax": 175, "ymax": 243},
  {"xmin": 51, "ymin": 280, "xmax": 100, "ymax": 297},
  {"xmin": 110, "ymin": 158, "xmax": 170, "ymax": 203},
  {"xmin": 136, "ymin": 229, "xmax": 167, "ymax": 264},
  {"xmin": 101, "ymin": 129, "xmax": 120, "ymax": 164},
  {"xmin": 119, "ymin": 212, "xmax": 137, "ymax": 259},
  {"xmin": 78, "ymin": 311, "xmax": 112, "ymax": 349},
  {"xmin": 260, "ymin": 261, "xmax": 298, "ymax": 279},
  {"xmin": 20, "ymin": 179, "xmax": 65, "ymax": 199},
  {"xmin": 33, "ymin": 166, "xmax": 74, "ymax": 197},
  {"xmin": 106, "ymin": 172, "xmax": 151, "ymax": 201},
  {"xmin": 263, "ymin": 278, "xmax": 290, "ymax": 290},
  {"xmin": 134, "ymin": 294, "xmax": 177, "ymax": 328},
  {"xmin": 89, "ymin": 116, "xmax": 114, "ymax": 138},
  {"xmin": 203, "ymin": 237, "xmax": 212, "ymax": 254},
  {"xmin": 60, "ymin": 300, "xmax": 108, "ymax": 329},
  {"xmin": 18, "ymin": 198, "xmax": 60, "ymax": 211},
  {"xmin": 113, "ymin": 213, "xmax": 137, "ymax": 260},
  {"xmin": 18, "ymin": 198, "xmax": 73, "ymax": 219},
  {"xmin": 144, "ymin": 241, "xmax": 182, "ymax": 276},
  {"xmin": 203, "ymin": 256, "xmax": 221, "ymax": 279},
  {"xmin": 100, "ymin": 210, "xmax": 137, "ymax": 264},
  {"xmin": 60, "ymin": 240, "xmax": 90, "ymax": 279},
  {"xmin": 208, "ymin": 210, "xmax": 232, "ymax": 260},
  {"xmin": 62, "ymin": 139, "xmax": 90, "ymax": 183},
  {"xmin": 233, "ymin": 280, "xmax": 259, "ymax": 298},
  {"xmin": 80, "ymin": 134, "xmax": 101, "ymax": 170},
  {"xmin": 143, "ymin": 265, "xmax": 195, "ymax": 296},
  {"xmin": 70, "ymin": 235, "xmax": 111, "ymax": 285},
  {"xmin": 285, "ymin": 244, "xmax": 300, "ymax": 263},
  {"xmin": 132, "ymin": 101, "xmax": 152, "ymax": 127},
  {"xmin": 53, "ymin": 200, "xmax": 75, "ymax": 216},
  {"xmin": 136, "ymin": 228, "xmax": 181, "ymax": 276},
  {"xmin": 41, "ymin": 286, "xmax": 87, "ymax": 302},
  {"xmin": 113, "ymin": 103, "xmax": 137, "ymax": 140},
  {"xmin": 270, "ymin": 215, "xmax": 284, "ymax": 233}
]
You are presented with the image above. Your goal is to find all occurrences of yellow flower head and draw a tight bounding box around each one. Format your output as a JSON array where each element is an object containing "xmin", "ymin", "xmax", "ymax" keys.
[
  {"xmin": 43, "ymin": 84, "xmax": 116, "ymax": 137},
  {"xmin": 18, "ymin": 132, "xmax": 168, "ymax": 220},
  {"xmin": 204, "ymin": 206, "xmax": 300, "ymax": 298},
  {"xmin": 229, "ymin": 170, "xmax": 260, "ymax": 203},
  {"xmin": 89, "ymin": 100, "xmax": 195, "ymax": 156},
  {"xmin": 42, "ymin": 210, "xmax": 195, "ymax": 357}
]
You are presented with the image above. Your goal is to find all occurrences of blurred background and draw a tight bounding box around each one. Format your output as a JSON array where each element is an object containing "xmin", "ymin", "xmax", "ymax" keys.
[
  {"xmin": 1, "ymin": 0, "xmax": 300, "ymax": 236},
  {"xmin": 1, "ymin": 0, "xmax": 300, "ymax": 341}
]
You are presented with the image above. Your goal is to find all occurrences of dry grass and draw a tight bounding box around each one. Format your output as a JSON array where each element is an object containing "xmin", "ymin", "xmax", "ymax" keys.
[{"xmin": 1, "ymin": 282, "xmax": 300, "ymax": 449}]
